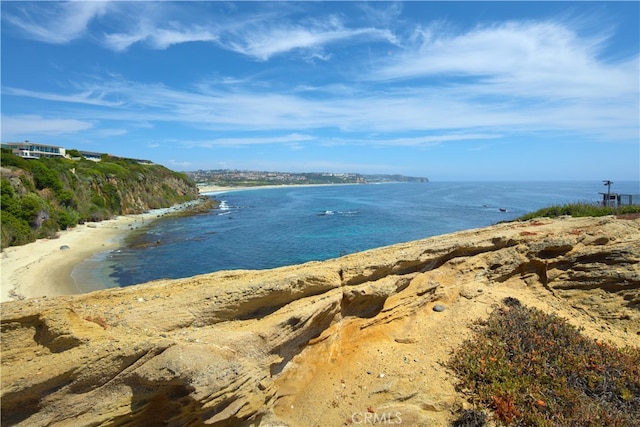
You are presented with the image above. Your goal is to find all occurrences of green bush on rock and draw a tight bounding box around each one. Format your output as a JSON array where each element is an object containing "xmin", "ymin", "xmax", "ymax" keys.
[{"xmin": 449, "ymin": 299, "xmax": 640, "ymax": 426}]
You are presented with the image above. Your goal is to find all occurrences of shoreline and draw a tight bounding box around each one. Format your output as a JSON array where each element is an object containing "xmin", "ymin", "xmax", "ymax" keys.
[
  {"xmin": 0, "ymin": 185, "xmax": 350, "ymax": 304},
  {"xmin": 1, "ymin": 183, "xmax": 397, "ymax": 303},
  {"xmin": 197, "ymin": 182, "xmax": 365, "ymax": 195},
  {"xmin": 0, "ymin": 202, "xmax": 201, "ymax": 303}
]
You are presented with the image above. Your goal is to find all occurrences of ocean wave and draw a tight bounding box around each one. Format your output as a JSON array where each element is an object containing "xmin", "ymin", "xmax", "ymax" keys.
[{"xmin": 317, "ymin": 210, "xmax": 360, "ymax": 216}]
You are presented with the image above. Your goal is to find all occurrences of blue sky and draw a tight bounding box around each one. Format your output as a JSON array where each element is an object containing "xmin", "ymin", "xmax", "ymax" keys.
[{"xmin": 1, "ymin": 1, "xmax": 638, "ymax": 182}]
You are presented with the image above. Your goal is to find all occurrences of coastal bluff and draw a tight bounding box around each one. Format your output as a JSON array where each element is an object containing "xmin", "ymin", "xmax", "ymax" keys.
[{"xmin": 2, "ymin": 216, "xmax": 639, "ymax": 426}]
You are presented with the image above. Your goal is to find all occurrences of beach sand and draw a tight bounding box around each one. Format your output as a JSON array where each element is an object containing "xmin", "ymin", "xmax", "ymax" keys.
[
  {"xmin": 0, "ymin": 185, "xmax": 351, "ymax": 303},
  {"xmin": 1, "ymin": 211, "xmax": 174, "ymax": 303},
  {"xmin": 0, "ymin": 186, "xmax": 275, "ymax": 303}
]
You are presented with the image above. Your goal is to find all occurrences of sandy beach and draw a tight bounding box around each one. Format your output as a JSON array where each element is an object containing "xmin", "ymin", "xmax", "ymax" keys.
[
  {"xmin": 0, "ymin": 208, "xmax": 188, "ymax": 303},
  {"xmin": 0, "ymin": 184, "xmax": 350, "ymax": 303}
]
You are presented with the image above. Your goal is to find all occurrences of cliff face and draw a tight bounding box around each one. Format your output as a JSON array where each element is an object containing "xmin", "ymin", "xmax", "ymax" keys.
[
  {"xmin": 1, "ymin": 150, "xmax": 199, "ymax": 248},
  {"xmin": 1, "ymin": 216, "xmax": 639, "ymax": 426}
]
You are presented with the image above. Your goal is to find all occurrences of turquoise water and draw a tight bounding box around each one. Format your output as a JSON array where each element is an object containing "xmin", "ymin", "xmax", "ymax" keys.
[{"xmin": 72, "ymin": 181, "xmax": 639, "ymax": 290}]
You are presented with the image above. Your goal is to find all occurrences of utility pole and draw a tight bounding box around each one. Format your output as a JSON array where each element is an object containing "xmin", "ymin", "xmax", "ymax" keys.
[{"xmin": 603, "ymin": 180, "xmax": 613, "ymax": 206}]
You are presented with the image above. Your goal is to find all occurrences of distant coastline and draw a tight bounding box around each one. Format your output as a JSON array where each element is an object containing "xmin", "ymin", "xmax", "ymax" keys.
[
  {"xmin": 196, "ymin": 182, "xmax": 366, "ymax": 194},
  {"xmin": 188, "ymin": 170, "xmax": 428, "ymax": 189}
]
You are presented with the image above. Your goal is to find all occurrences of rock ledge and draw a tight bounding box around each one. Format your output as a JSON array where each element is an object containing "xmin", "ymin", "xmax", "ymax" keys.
[{"xmin": 2, "ymin": 216, "xmax": 639, "ymax": 426}]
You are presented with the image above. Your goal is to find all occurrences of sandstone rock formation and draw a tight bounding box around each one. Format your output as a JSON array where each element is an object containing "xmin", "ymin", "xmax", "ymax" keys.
[{"xmin": 1, "ymin": 216, "xmax": 639, "ymax": 426}]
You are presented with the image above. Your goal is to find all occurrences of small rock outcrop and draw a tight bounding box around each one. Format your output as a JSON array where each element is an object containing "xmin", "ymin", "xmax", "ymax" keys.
[{"xmin": 1, "ymin": 216, "xmax": 639, "ymax": 426}]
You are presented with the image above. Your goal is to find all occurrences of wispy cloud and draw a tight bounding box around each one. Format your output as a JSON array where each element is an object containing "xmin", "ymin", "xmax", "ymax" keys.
[
  {"xmin": 2, "ymin": 115, "xmax": 93, "ymax": 137},
  {"xmin": 3, "ymin": 2, "xmax": 397, "ymax": 60},
  {"xmin": 369, "ymin": 19, "xmax": 637, "ymax": 101},
  {"xmin": 183, "ymin": 133, "xmax": 316, "ymax": 148},
  {"xmin": 104, "ymin": 24, "xmax": 218, "ymax": 52},
  {"xmin": 6, "ymin": 70, "xmax": 636, "ymax": 144},
  {"xmin": 2, "ymin": 87, "xmax": 126, "ymax": 108},
  {"xmin": 94, "ymin": 128, "xmax": 128, "ymax": 138},
  {"xmin": 3, "ymin": 1, "xmax": 109, "ymax": 44},
  {"xmin": 220, "ymin": 16, "xmax": 397, "ymax": 61},
  {"xmin": 2, "ymin": 4, "xmax": 637, "ymax": 147},
  {"xmin": 370, "ymin": 133, "xmax": 502, "ymax": 147}
]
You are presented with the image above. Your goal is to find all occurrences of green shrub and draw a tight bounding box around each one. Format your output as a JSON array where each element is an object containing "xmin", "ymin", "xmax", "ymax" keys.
[
  {"xmin": 100, "ymin": 183, "xmax": 122, "ymax": 211},
  {"xmin": 0, "ymin": 211, "xmax": 33, "ymax": 247},
  {"xmin": 0, "ymin": 149, "xmax": 31, "ymax": 170},
  {"xmin": 1, "ymin": 178, "xmax": 20, "ymax": 215},
  {"xmin": 30, "ymin": 161, "xmax": 63, "ymax": 191},
  {"xmin": 449, "ymin": 299, "xmax": 640, "ymax": 426},
  {"xmin": 54, "ymin": 207, "xmax": 79, "ymax": 230},
  {"xmin": 66, "ymin": 149, "xmax": 83, "ymax": 158},
  {"xmin": 19, "ymin": 193, "xmax": 46, "ymax": 225},
  {"xmin": 517, "ymin": 203, "xmax": 640, "ymax": 221},
  {"xmin": 56, "ymin": 189, "xmax": 76, "ymax": 208}
]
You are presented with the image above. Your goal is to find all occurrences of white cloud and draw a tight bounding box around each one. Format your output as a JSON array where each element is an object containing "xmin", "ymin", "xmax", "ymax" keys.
[
  {"xmin": 94, "ymin": 128, "xmax": 128, "ymax": 137},
  {"xmin": 104, "ymin": 24, "xmax": 218, "ymax": 52},
  {"xmin": 102, "ymin": 31, "xmax": 148, "ymax": 52},
  {"xmin": 184, "ymin": 133, "xmax": 316, "ymax": 148},
  {"xmin": 3, "ymin": 87, "xmax": 126, "ymax": 108},
  {"xmin": 1, "ymin": 115, "xmax": 93, "ymax": 137},
  {"xmin": 4, "ymin": 1, "xmax": 109, "ymax": 44},
  {"xmin": 3, "ymin": 9, "xmax": 636, "ymax": 145},
  {"xmin": 318, "ymin": 133, "xmax": 502, "ymax": 148},
  {"xmin": 221, "ymin": 18, "xmax": 396, "ymax": 61},
  {"xmin": 5, "ymin": 2, "xmax": 397, "ymax": 60},
  {"xmin": 369, "ymin": 20, "xmax": 638, "ymax": 101},
  {"xmin": 4, "ymin": 1, "xmax": 218, "ymax": 52},
  {"xmin": 373, "ymin": 133, "xmax": 503, "ymax": 147},
  {"xmin": 8, "ymin": 71, "xmax": 636, "ymax": 143},
  {"xmin": 280, "ymin": 160, "xmax": 399, "ymax": 174}
]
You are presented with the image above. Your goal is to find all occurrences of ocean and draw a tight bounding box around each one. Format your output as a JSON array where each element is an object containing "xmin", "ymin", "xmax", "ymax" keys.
[{"xmin": 72, "ymin": 181, "xmax": 639, "ymax": 292}]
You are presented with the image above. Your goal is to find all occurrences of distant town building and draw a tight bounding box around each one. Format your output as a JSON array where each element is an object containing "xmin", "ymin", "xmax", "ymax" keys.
[{"xmin": 1, "ymin": 141, "xmax": 66, "ymax": 159}]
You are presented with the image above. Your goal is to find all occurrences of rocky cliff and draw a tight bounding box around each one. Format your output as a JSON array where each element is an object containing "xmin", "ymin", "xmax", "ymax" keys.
[
  {"xmin": 1, "ymin": 216, "xmax": 639, "ymax": 426},
  {"xmin": 1, "ymin": 150, "xmax": 199, "ymax": 248}
]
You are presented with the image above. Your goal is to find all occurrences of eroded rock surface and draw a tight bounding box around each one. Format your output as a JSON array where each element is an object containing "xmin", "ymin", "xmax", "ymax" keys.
[{"xmin": 2, "ymin": 216, "xmax": 639, "ymax": 426}]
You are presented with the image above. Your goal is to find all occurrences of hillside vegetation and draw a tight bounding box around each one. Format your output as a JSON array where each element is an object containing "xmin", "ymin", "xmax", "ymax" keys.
[
  {"xmin": 1, "ymin": 149, "xmax": 199, "ymax": 248},
  {"xmin": 516, "ymin": 202, "xmax": 640, "ymax": 220}
]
